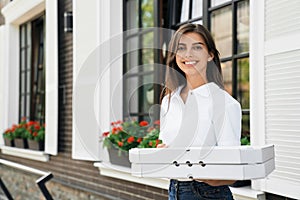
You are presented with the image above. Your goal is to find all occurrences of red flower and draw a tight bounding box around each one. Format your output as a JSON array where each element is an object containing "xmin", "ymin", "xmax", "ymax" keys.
[
  {"xmin": 117, "ymin": 141, "xmax": 123, "ymax": 147},
  {"xmin": 139, "ymin": 121, "xmax": 148, "ymax": 127},
  {"xmin": 127, "ymin": 136, "xmax": 135, "ymax": 143},
  {"xmin": 154, "ymin": 120, "xmax": 160, "ymax": 125},
  {"xmin": 137, "ymin": 138, "xmax": 142, "ymax": 143},
  {"xmin": 34, "ymin": 124, "xmax": 40, "ymax": 130},
  {"xmin": 112, "ymin": 127, "xmax": 118, "ymax": 134},
  {"xmin": 33, "ymin": 132, "xmax": 38, "ymax": 137},
  {"xmin": 27, "ymin": 121, "xmax": 35, "ymax": 126},
  {"xmin": 148, "ymin": 141, "xmax": 153, "ymax": 146},
  {"xmin": 155, "ymin": 139, "xmax": 161, "ymax": 147},
  {"xmin": 102, "ymin": 131, "xmax": 110, "ymax": 137}
]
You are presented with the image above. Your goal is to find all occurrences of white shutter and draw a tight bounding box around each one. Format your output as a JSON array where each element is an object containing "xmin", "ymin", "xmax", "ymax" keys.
[
  {"xmin": 0, "ymin": 25, "xmax": 6, "ymax": 145},
  {"xmin": 251, "ymin": 0, "xmax": 300, "ymax": 199},
  {"xmin": 45, "ymin": 0, "xmax": 58, "ymax": 155}
]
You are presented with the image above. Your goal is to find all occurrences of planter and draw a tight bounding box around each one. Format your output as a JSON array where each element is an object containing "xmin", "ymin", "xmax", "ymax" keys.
[
  {"xmin": 108, "ymin": 146, "xmax": 131, "ymax": 168},
  {"xmin": 27, "ymin": 140, "xmax": 44, "ymax": 151},
  {"xmin": 14, "ymin": 138, "xmax": 28, "ymax": 149},
  {"xmin": 4, "ymin": 138, "xmax": 15, "ymax": 147}
]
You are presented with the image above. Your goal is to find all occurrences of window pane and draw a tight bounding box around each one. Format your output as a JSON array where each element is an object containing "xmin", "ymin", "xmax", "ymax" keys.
[
  {"xmin": 192, "ymin": 20, "xmax": 203, "ymax": 25},
  {"xmin": 241, "ymin": 113, "xmax": 250, "ymax": 144},
  {"xmin": 237, "ymin": 0, "xmax": 249, "ymax": 54},
  {"xmin": 210, "ymin": 0, "xmax": 231, "ymax": 7},
  {"xmin": 211, "ymin": 6, "xmax": 232, "ymax": 58},
  {"xmin": 142, "ymin": 32, "xmax": 154, "ymax": 70},
  {"xmin": 27, "ymin": 70, "xmax": 31, "ymax": 93},
  {"xmin": 237, "ymin": 58, "xmax": 249, "ymax": 109},
  {"xmin": 126, "ymin": 0, "xmax": 138, "ymax": 30},
  {"xmin": 221, "ymin": 61, "xmax": 232, "ymax": 95},
  {"xmin": 192, "ymin": 0, "xmax": 203, "ymax": 18},
  {"xmin": 180, "ymin": 0, "xmax": 189, "ymax": 22},
  {"xmin": 124, "ymin": 77, "xmax": 139, "ymax": 115},
  {"xmin": 142, "ymin": 0, "xmax": 154, "ymax": 28},
  {"xmin": 21, "ymin": 50, "xmax": 25, "ymax": 70},
  {"xmin": 126, "ymin": 37, "xmax": 139, "ymax": 73}
]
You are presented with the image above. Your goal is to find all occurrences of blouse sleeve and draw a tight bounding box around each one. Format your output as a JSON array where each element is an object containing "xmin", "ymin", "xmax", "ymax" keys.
[
  {"xmin": 158, "ymin": 96, "xmax": 168, "ymax": 143},
  {"xmin": 215, "ymin": 101, "xmax": 242, "ymax": 146}
]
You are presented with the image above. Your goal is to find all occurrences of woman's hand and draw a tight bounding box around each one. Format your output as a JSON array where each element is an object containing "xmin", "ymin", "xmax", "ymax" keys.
[
  {"xmin": 157, "ymin": 143, "xmax": 167, "ymax": 148},
  {"xmin": 197, "ymin": 179, "xmax": 236, "ymax": 187}
]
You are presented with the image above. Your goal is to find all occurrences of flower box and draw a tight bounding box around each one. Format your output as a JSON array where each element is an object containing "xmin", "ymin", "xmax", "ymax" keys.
[
  {"xmin": 27, "ymin": 139, "xmax": 44, "ymax": 151},
  {"xmin": 4, "ymin": 138, "xmax": 14, "ymax": 147},
  {"xmin": 108, "ymin": 146, "xmax": 131, "ymax": 167},
  {"xmin": 14, "ymin": 138, "xmax": 28, "ymax": 149}
]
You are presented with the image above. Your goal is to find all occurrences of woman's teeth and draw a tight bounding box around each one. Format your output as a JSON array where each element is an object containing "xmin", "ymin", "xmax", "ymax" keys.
[{"xmin": 185, "ymin": 61, "xmax": 196, "ymax": 65}]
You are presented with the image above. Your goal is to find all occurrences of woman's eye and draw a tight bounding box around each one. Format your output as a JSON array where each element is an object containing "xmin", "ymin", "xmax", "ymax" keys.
[
  {"xmin": 177, "ymin": 46, "xmax": 185, "ymax": 51},
  {"xmin": 193, "ymin": 45, "xmax": 202, "ymax": 50}
]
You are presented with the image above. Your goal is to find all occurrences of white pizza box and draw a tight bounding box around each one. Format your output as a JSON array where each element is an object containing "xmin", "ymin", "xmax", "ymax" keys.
[
  {"xmin": 131, "ymin": 158, "xmax": 275, "ymax": 180},
  {"xmin": 129, "ymin": 145, "xmax": 274, "ymax": 164},
  {"xmin": 129, "ymin": 145, "xmax": 275, "ymax": 180}
]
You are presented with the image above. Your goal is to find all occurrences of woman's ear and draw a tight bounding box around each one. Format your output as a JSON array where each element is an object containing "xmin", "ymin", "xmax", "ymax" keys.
[{"xmin": 208, "ymin": 53, "xmax": 214, "ymax": 62}]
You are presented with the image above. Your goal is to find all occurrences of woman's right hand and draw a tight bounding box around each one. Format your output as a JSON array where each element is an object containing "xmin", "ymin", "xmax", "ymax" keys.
[{"xmin": 157, "ymin": 143, "xmax": 167, "ymax": 148}]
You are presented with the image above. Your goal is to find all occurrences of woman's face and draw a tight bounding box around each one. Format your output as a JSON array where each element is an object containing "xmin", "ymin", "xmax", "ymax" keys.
[{"xmin": 175, "ymin": 32, "xmax": 213, "ymax": 78}]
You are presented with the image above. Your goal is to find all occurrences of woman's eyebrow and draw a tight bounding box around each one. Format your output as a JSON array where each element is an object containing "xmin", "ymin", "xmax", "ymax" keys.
[{"xmin": 192, "ymin": 42, "xmax": 204, "ymax": 45}]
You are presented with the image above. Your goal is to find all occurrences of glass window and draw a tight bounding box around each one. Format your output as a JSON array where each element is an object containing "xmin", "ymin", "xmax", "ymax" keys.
[
  {"xmin": 142, "ymin": 0, "xmax": 154, "ymax": 28},
  {"xmin": 221, "ymin": 61, "xmax": 232, "ymax": 95},
  {"xmin": 124, "ymin": 0, "xmax": 161, "ymax": 121},
  {"xmin": 237, "ymin": 0, "xmax": 249, "ymax": 53},
  {"xmin": 192, "ymin": 0, "xmax": 203, "ymax": 18},
  {"xmin": 126, "ymin": 0, "xmax": 138, "ymax": 30},
  {"xmin": 19, "ymin": 15, "xmax": 45, "ymax": 123},
  {"xmin": 210, "ymin": 0, "xmax": 231, "ymax": 7},
  {"xmin": 180, "ymin": 0, "xmax": 189, "ymax": 22},
  {"xmin": 211, "ymin": 6, "xmax": 232, "ymax": 58},
  {"xmin": 237, "ymin": 58, "xmax": 249, "ymax": 109}
]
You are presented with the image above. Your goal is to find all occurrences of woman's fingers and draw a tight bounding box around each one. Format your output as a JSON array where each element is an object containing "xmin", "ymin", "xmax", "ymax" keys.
[{"xmin": 157, "ymin": 143, "xmax": 167, "ymax": 148}]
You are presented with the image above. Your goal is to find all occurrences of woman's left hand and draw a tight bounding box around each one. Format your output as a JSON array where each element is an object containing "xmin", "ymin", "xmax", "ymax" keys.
[{"xmin": 197, "ymin": 179, "xmax": 236, "ymax": 186}]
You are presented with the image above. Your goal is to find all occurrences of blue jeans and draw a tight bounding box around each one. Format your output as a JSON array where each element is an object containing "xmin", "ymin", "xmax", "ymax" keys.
[{"xmin": 169, "ymin": 179, "xmax": 234, "ymax": 200}]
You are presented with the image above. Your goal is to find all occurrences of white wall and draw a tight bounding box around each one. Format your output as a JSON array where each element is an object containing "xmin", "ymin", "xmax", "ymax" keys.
[{"xmin": 251, "ymin": 0, "xmax": 300, "ymax": 199}]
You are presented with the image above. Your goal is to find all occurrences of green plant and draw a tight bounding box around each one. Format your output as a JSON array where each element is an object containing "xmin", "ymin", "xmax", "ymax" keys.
[
  {"xmin": 2, "ymin": 118, "xmax": 45, "ymax": 142},
  {"xmin": 102, "ymin": 120, "xmax": 161, "ymax": 152},
  {"xmin": 3, "ymin": 128, "xmax": 15, "ymax": 140}
]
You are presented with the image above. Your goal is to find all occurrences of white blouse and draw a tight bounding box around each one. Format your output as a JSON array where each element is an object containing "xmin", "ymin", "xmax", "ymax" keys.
[{"xmin": 159, "ymin": 82, "xmax": 242, "ymax": 147}]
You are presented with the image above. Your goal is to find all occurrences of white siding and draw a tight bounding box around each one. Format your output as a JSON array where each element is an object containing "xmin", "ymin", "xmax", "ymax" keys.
[{"xmin": 251, "ymin": 0, "xmax": 300, "ymax": 199}]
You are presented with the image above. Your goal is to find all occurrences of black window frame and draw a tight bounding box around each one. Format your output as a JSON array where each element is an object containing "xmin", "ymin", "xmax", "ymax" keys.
[{"xmin": 19, "ymin": 14, "xmax": 45, "ymax": 124}]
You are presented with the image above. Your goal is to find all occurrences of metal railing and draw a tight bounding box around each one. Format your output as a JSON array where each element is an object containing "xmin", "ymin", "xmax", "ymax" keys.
[{"xmin": 0, "ymin": 159, "xmax": 53, "ymax": 200}]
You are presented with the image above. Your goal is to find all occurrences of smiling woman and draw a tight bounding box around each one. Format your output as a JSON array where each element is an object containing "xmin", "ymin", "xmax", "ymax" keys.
[{"xmin": 159, "ymin": 23, "xmax": 242, "ymax": 200}]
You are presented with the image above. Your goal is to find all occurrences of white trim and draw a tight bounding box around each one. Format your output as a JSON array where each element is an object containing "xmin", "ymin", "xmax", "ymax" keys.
[
  {"xmin": 1, "ymin": 0, "xmax": 45, "ymax": 25},
  {"xmin": 0, "ymin": 25, "xmax": 6, "ymax": 145},
  {"xmin": 94, "ymin": 162, "xmax": 169, "ymax": 190},
  {"xmin": 249, "ymin": 0, "xmax": 265, "ymax": 147},
  {"xmin": 72, "ymin": 0, "xmax": 123, "ymax": 161},
  {"xmin": 72, "ymin": 0, "xmax": 101, "ymax": 160},
  {"xmin": 230, "ymin": 186, "xmax": 265, "ymax": 200},
  {"xmin": 260, "ymin": 178, "xmax": 300, "ymax": 200},
  {"xmin": 0, "ymin": 146, "xmax": 49, "ymax": 162},
  {"xmin": 45, "ymin": 0, "xmax": 58, "ymax": 155},
  {"xmin": 249, "ymin": 0, "xmax": 267, "ymax": 192},
  {"xmin": 1, "ymin": 0, "xmax": 58, "ymax": 156}
]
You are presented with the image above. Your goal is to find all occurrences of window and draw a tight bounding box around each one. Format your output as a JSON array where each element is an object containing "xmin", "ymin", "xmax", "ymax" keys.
[
  {"xmin": 167, "ymin": 0, "xmax": 250, "ymax": 141},
  {"xmin": 123, "ymin": 0, "xmax": 163, "ymax": 122},
  {"xmin": 19, "ymin": 15, "xmax": 45, "ymax": 123}
]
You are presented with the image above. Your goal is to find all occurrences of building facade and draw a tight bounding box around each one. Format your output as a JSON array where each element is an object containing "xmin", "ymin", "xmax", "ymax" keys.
[{"xmin": 0, "ymin": 0, "xmax": 299, "ymax": 199}]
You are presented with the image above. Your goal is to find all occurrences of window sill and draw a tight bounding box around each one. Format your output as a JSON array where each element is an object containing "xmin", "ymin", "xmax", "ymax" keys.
[
  {"xmin": 0, "ymin": 146, "xmax": 49, "ymax": 162},
  {"xmin": 230, "ymin": 186, "xmax": 265, "ymax": 200},
  {"xmin": 94, "ymin": 162, "xmax": 169, "ymax": 189}
]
